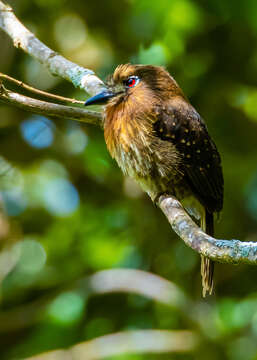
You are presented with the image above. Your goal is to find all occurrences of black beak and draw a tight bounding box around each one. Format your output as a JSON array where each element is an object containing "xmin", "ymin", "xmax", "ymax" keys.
[{"xmin": 84, "ymin": 90, "xmax": 115, "ymax": 106}]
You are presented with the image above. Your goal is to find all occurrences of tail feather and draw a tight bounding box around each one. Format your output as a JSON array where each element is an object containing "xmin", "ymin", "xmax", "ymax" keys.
[{"xmin": 200, "ymin": 210, "xmax": 214, "ymax": 297}]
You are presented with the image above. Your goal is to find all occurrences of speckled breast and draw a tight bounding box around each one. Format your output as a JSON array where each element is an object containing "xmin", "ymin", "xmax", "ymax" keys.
[{"xmin": 104, "ymin": 110, "xmax": 188, "ymax": 200}]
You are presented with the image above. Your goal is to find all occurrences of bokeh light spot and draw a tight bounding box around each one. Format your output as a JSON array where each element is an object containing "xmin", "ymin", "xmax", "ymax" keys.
[
  {"xmin": 14, "ymin": 238, "xmax": 47, "ymax": 274},
  {"xmin": 137, "ymin": 43, "xmax": 168, "ymax": 66},
  {"xmin": 1, "ymin": 189, "xmax": 27, "ymax": 216},
  {"xmin": 43, "ymin": 178, "xmax": 79, "ymax": 216},
  {"xmin": 47, "ymin": 291, "xmax": 85, "ymax": 325},
  {"xmin": 54, "ymin": 14, "xmax": 87, "ymax": 52},
  {"xmin": 40, "ymin": 159, "xmax": 68, "ymax": 179},
  {"xmin": 167, "ymin": 0, "xmax": 201, "ymax": 32},
  {"xmin": 64, "ymin": 123, "xmax": 88, "ymax": 154},
  {"xmin": 20, "ymin": 116, "xmax": 54, "ymax": 149}
]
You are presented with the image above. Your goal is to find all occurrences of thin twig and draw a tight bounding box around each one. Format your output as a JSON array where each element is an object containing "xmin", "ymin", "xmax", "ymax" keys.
[
  {"xmin": 0, "ymin": 72, "xmax": 85, "ymax": 105},
  {"xmin": 0, "ymin": 84, "xmax": 102, "ymax": 126}
]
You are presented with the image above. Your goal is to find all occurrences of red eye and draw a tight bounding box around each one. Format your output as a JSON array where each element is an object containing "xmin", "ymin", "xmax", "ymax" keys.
[
  {"xmin": 125, "ymin": 76, "xmax": 139, "ymax": 88},
  {"xmin": 127, "ymin": 78, "xmax": 136, "ymax": 87}
]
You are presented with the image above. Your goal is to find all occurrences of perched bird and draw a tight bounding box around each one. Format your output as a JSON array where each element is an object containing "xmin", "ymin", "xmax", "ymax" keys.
[{"xmin": 85, "ymin": 64, "xmax": 224, "ymax": 296}]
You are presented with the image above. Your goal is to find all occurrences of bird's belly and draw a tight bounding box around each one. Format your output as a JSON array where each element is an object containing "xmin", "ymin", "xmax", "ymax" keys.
[
  {"xmin": 105, "ymin": 122, "xmax": 193, "ymax": 203},
  {"xmin": 114, "ymin": 143, "xmax": 187, "ymax": 201},
  {"xmin": 111, "ymin": 139, "xmax": 203, "ymax": 221},
  {"xmin": 114, "ymin": 147, "xmax": 163, "ymax": 197}
]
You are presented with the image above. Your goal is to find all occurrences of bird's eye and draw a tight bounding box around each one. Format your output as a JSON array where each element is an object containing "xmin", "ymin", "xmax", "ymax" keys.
[{"xmin": 124, "ymin": 76, "xmax": 140, "ymax": 88}]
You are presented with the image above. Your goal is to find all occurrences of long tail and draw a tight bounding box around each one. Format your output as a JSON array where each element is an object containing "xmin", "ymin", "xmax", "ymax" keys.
[{"xmin": 200, "ymin": 209, "xmax": 214, "ymax": 297}]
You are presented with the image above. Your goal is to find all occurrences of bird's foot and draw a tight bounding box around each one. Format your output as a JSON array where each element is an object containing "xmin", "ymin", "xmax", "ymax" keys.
[{"xmin": 153, "ymin": 192, "xmax": 170, "ymax": 207}]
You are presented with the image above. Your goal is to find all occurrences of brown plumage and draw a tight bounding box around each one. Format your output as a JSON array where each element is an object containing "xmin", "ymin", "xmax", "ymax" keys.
[{"xmin": 85, "ymin": 64, "xmax": 224, "ymax": 296}]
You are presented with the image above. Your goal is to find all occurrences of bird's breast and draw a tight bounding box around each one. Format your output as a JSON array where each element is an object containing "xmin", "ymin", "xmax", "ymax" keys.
[
  {"xmin": 103, "ymin": 105, "xmax": 184, "ymax": 198},
  {"xmin": 104, "ymin": 110, "xmax": 153, "ymax": 178}
]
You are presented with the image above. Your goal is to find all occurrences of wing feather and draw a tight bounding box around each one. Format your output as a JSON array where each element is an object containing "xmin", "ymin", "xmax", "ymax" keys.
[{"xmin": 153, "ymin": 102, "xmax": 223, "ymax": 213}]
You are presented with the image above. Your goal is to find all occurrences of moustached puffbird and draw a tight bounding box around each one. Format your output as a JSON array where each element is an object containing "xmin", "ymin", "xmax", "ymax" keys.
[{"xmin": 85, "ymin": 64, "xmax": 224, "ymax": 296}]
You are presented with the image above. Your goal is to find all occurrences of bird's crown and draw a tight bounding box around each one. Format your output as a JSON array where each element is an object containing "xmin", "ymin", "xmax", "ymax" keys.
[{"xmin": 84, "ymin": 64, "xmax": 184, "ymax": 107}]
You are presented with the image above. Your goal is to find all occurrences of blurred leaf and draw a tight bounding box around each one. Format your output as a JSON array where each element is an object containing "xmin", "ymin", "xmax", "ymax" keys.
[{"xmin": 47, "ymin": 291, "xmax": 85, "ymax": 326}]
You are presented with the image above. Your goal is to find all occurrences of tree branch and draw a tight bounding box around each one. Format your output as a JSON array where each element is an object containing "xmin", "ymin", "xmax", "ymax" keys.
[
  {"xmin": 158, "ymin": 194, "xmax": 257, "ymax": 264},
  {"xmin": 0, "ymin": 83, "xmax": 102, "ymax": 125},
  {"xmin": 0, "ymin": 72, "xmax": 85, "ymax": 105},
  {"xmin": 24, "ymin": 330, "xmax": 197, "ymax": 359},
  {"xmin": 0, "ymin": 1, "xmax": 256, "ymax": 266},
  {"xmin": 0, "ymin": 1, "xmax": 105, "ymax": 96},
  {"xmin": 85, "ymin": 269, "xmax": 187, "ymax": 307},
  {"xmin": 0, "ymin": 269, "xmax": 188, "ymax": 333}
]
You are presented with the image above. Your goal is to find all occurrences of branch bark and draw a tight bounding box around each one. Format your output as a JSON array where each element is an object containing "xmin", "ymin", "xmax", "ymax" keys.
[
  {"xmin": 0, "ymin": 83, "xmax": 102, "ymax": 125},
  {"xmin": 158, "ymin": 195, "xmax": 257, "ymax": 264},
  {"xmin": 0, "ymin": 1, "xmax": 105, "ymax": 96},
  {"xmin": 0, "ymin": 1, "xmax": 256, "ymax": 265},
  {"xmin": 0, "ymin": 72, "xmax": 85, "ymax": 105}
]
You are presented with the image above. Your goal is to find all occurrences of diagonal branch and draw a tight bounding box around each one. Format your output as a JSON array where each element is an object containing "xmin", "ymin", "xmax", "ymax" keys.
[
  {"xmin": 0, "ymin": 269, "xmax": 188, "ymax": 333},
  {"xmin": 158, "ymin": 194, "xmax": 257, "ymax": 264},
  {"xmin": 0, "ymin": 1, "xmax": 105, "ymax": 96},
  {"xmin": 0, "ymin": 1, "xmax": 256, "ymax": 265},
  {"xmin": 24, "ymin": 330, "xmax": 197, "ymax": 359},
  {"xmin": 0, "ymin": 83, "xmax": 102, "ymax": 125}
]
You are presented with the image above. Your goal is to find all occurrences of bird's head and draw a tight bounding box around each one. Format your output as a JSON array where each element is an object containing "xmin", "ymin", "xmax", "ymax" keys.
[{"xmin": 84, "ymin": 64, "xmax": 184, "ymax": 109}]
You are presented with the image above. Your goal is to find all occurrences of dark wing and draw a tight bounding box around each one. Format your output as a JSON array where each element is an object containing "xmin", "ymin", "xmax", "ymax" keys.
[{"xmin": 153, "ymin": 102, "xmax": 223, "ymax": 213}]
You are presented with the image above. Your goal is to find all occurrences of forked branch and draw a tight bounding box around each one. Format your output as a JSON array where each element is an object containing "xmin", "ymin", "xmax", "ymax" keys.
[{"xmin": 0, "ymin": 82, "xmax": 101, "ymax": 125}]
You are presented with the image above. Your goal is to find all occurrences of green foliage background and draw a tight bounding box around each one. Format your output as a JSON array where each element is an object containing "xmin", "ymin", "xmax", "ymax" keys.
[{"xmin": 0, "ymin": 0, "xmax": 257, "ymax": 359}]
